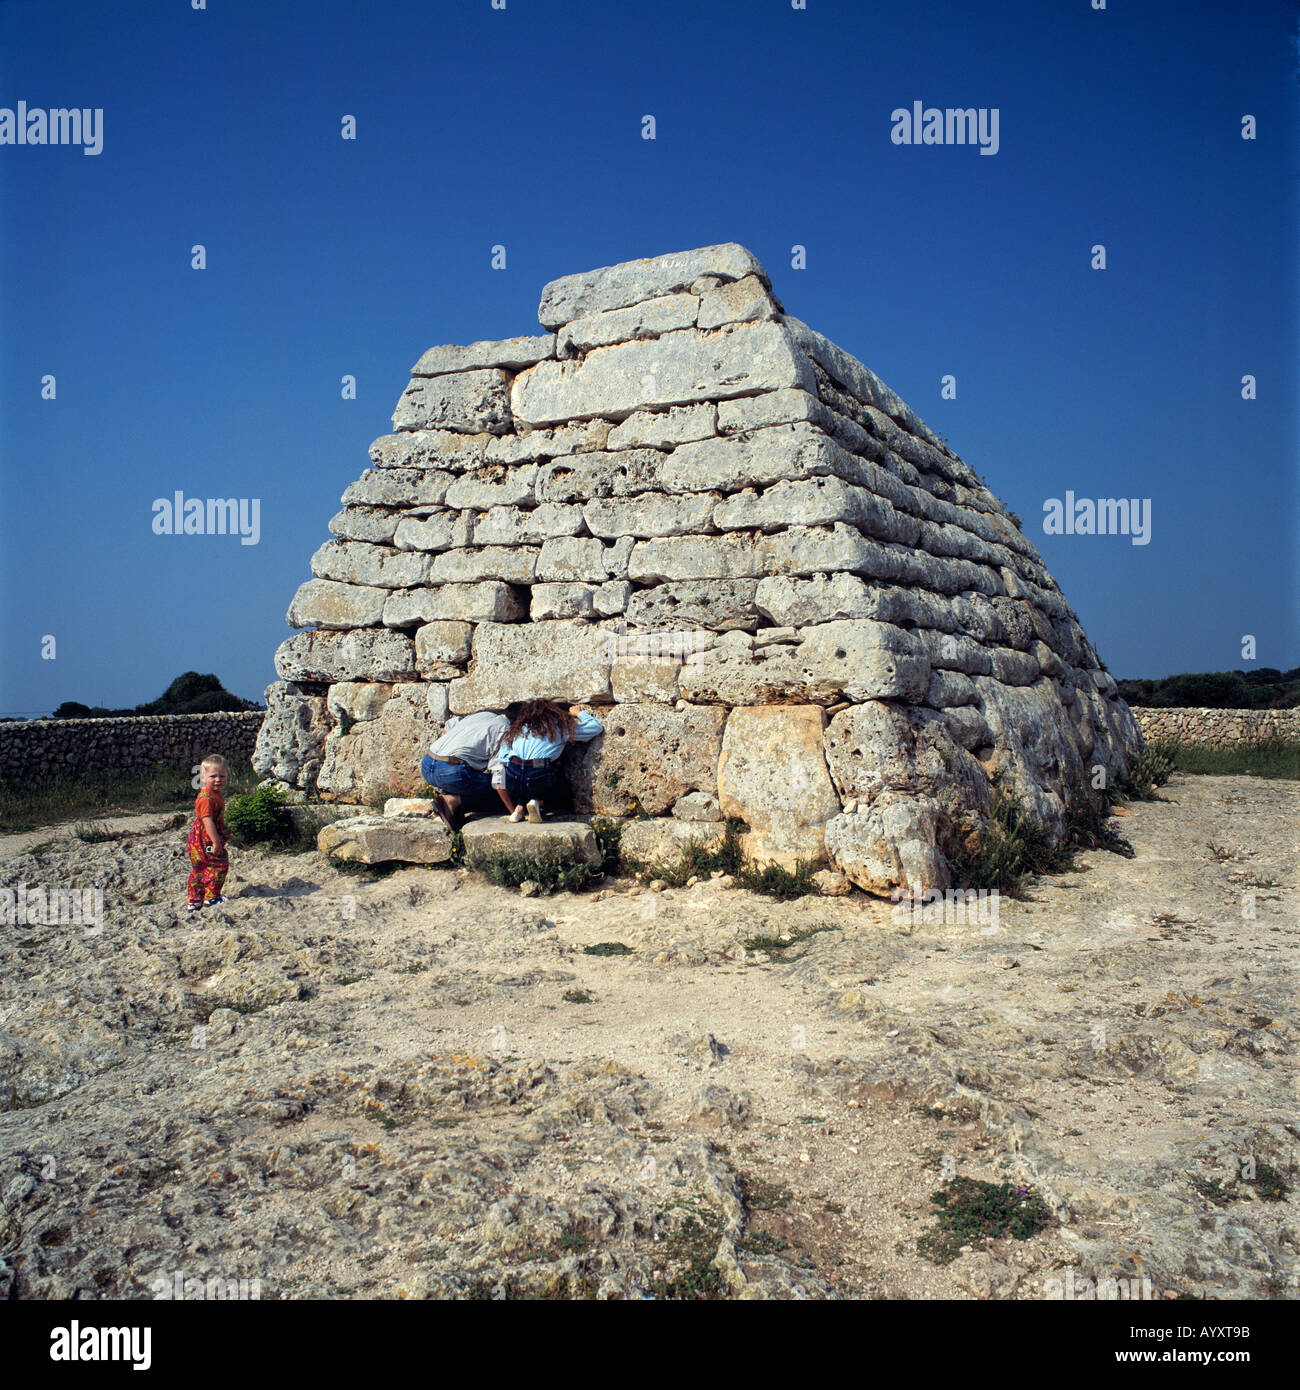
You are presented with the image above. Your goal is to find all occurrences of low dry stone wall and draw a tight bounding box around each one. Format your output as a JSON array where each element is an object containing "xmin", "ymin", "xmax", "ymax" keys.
[
  {"xmin": 1132, "ymin": 706, "xmax": 1300, "ymax": 748},
  {"xmin": 0, "ymin": 712, "xmax": 265, "ymax": 786}
]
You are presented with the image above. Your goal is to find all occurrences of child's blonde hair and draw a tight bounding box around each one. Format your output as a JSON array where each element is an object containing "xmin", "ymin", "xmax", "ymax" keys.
[{"xmin": 200, "ymin": 754, "xmax": 229, "ymax": 775}]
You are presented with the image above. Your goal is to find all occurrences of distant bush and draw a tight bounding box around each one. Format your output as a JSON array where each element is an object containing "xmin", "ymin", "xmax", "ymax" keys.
[
  {"xmin": 1119, "ymin": 666, "xmax": 1300, "ymax": 710},
  {"xmin": 50, "ymin": 671, "xmax": 262, "ymax": 719}
]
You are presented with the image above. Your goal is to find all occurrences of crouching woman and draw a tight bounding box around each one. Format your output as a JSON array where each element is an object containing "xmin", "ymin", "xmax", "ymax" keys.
[{"xmin": 496, "ymin": 700, "xmax": 603, "ymax": 822}]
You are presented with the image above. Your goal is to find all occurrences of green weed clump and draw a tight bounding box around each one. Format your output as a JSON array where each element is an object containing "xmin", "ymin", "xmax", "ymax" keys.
[
  {"xmin": 916, "ymin": 1177, "xmax": 1054, "ymax": 1265},
  {"xmin": 1120, "ymin": 743, "xmax": 1178, "ymax": 800},
  {"xmin": 226, "ymin": 783, "xmax": 297, "ymax": 848},
  {"xmin": 946, "ymin": 781, "xmax": 1132, "ymax": 896},
  {"xmin": 465, "ymin": 840, "xmax": 603, "ymax": 894},
  {"xmin": 591, "ymin": 816, "xmax": 622, "ymax": 873}
]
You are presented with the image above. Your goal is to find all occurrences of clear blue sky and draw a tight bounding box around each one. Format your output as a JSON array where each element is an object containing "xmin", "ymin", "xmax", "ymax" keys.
[{"xmin": 2, "ymin": 0, "xmax": 1296, "ymax": 716}]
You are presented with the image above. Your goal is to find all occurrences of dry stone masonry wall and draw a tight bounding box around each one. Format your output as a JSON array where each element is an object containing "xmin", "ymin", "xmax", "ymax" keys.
[
  {"xmin": 0, "ymin": 713, "xmax": 264, "ymax": 785},
  {"xmin": 1131, "ymin": 707, "xmax": 1300, "ymax": 748},
  {"xmin": 254, "ymin": 243, "xmax": 1143, "ymax": 893}
]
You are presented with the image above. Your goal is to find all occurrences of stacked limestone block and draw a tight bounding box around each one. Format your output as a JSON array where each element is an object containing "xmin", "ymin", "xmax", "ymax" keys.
[{"xmin": 253, "ymin": 243, "xmax": 1142, "ymax": 892}]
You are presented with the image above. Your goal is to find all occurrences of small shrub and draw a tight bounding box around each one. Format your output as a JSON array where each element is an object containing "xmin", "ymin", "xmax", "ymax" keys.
[
  {"xmin": 916, "ymin": 1177, "xmax": 1053, "ymax": 1265},
  {"xmin": 583, "ymin": 942, "xmax": 634, "ymax": 956},
  {"xmin": 226, "ymin": 784, "xmax": 297, "ymax": 847},
  {"xmin": 736, "ymin": 854, "xmax": 827, "ymax": 899},
  {"xmin": 1123, "ymin": 742, "xmax": 1177, "ymax": 800}
]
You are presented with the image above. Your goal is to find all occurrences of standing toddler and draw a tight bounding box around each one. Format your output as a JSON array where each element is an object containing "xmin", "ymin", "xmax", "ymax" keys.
[{"xmin": 187, "ymin": 754, "xmax": 230, "ymax": 911}]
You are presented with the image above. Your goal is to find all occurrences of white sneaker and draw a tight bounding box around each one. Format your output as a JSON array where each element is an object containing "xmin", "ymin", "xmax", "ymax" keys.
[
  {"xmin": 507, "ymin": 806, "xmax": 526, "ymax": 822},
  {"xmin": 526, "ymin": 799, "xmax": 543, "ymax": 823}
]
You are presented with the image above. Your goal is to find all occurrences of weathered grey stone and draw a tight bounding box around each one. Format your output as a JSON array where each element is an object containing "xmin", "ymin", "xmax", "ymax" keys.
[
  {"xmin": 717, "ymin": 705, "xmax": 841, "ymax": 868},
  {"xmin": 672, "ymin": 790, "xmax": 721, "ymax": 822},
  {"xmin": 275, "ymin": 629, "xmax": 417, "ymax": 684},
  {"xmin": 657, "ymin": 421, "xmax": 846, "ymax": 494},
  {"xmin": 448, "ymin": 620, "xmax": 613, "ymax": 712},
  {"xmin": 537, "ymin": 243, "xmax": 769, "ymax": 328},
  {"xmin": 625, "ymin": 579, "xmax": 761, "ymax": 632},
  {"xmin": 461, "ymin": 818, "xmax": 601, "ymax": 866},
  {"xmin": 392, "ymin": 511, "xmax": 471, "ymax": 553},
  {"xmin": 369, "ymin": 429, "xmax": 489, "ymax": 471},
  {"xmin": 679, "ymin": 620, "xmax": 930, "ymax": 705},
  {"xmin": 716, "ymin": 388, "xmax": 824, "ymax": 435},
  {"xmin": 536, "ymin": 536, "xmax": 635, "ymax": 583},
  {"xmin": 536, "ymin": 449, "xmax": 668, "ymax": 502},
  {"xmin": 443, "ymin": 465, "xmax": 539, "ymax": 510},
  {"xmin": 328, "ymin": 506, "xmax": 402, "ymax": 545},
  {"xmin": 713, "ymin": 478, "xmax": 889, "ymax": 534},
  {"xmin": 415, "ymin": 621, "xmax": 474, "ymax": 678},
  {"xmin": 484, "ymin": 419, "xmax": 611, "ymax": 464},
  {"xmin": 392, "ymin": 369, "xmax": 512, "ymax": 434},
  {"xmin": 251, "ymin": 681, "xmax": 329, "ymax": 789},
  {"xmin": 316, "ymin": 683, "xmax": 442, "ymax": 803},
  {"xmin": 326, "ymin": 682, "xmax": 393, "ymax": 724},
  {"xmin": 342, "ymin": 467, "xmax": 453, "ymax": 508},
  {"xmin": 557, "ymin": 293, "xmax": 699, "ymax": 356},
  {"xmin": 824, "ymin": 797, "xmax": 950, "ymax": 896},
  {"xmin": 287, "ymin": 579, "xmax": 387, "ymax": 630},
  {"xmin": 412, "ymin": 335, "xmax": 555, "ymax": 376},
  {"xmin": 383, "ymin": 797, "xmax": 438, "ymax": 817},
  {"xmin": 611, "ymin": 657, "xmax": 680, "ymax": 704},
  {"xmin": 311, "ymin": 539, "xmax": 431, "ymax": 589},
  {"xmin": 754, "ymin": 572, "xmax": 875, "ymax": 627},
  {"xmin": 628, "ymin": 534, "xmax": 761, "ymax": 583},
  {"xmin": 512, "ymin": 323, "xmax": 816, "ymax": 425},
  {"xmin": 593, "ymin": 580, "xmax": 631, "ymax": 616},
  {"xmin": 617, "ymin": 817, "xmax": 726, "ymax": 866},
  {"xmin": 584, "ymin": 492, "xmax": 720, "ymax": 539},
  {"xmin": 318, "ymin": 814, "xmax": 452, "ymax": 864},
  {"xmin": 606, "ymin": 403, "xmax": 716, "ymax": 450},
  {"xmin": 472, "ymin": 503, "xmax": 583, "ymax": 546},
  {"xmin": 383, "ymin": 582, "xmax": 526, "ymax": 626},
  {"xmin": 530, "ymin": 583, "xmax": 595, "ymax": 621},
  {"xmin": 696, "ymin": 275, "xmax": 780, "ymax": 330},
  {"xmin": 565, "ymin": 703, "xmax": 727, "ymax": 816},
  {"xmin": 430, "ymin": 546, "xmax": 539, "ymax": 584}
]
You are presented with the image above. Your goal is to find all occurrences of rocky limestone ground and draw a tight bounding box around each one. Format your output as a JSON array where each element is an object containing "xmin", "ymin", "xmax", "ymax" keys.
[{"xmin": 0, "ymin": 774, "xmax": 1296, "ymax": 1300}]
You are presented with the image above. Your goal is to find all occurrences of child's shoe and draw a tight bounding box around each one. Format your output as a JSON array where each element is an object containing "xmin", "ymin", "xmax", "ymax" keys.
[
  {"xmin": 525, "ymin": 799, "xmax": 543, "ymax": 823},
  {"xmin": 507, "ymin": 806, "xmax": 526, "ymax": 822},
  {"xmin": 187, "ymin": 902, "xmax": 202, "ymax": 913},
  {"xmin": 205, "ymin": 896, "xmax": 227, "ymax": 907}
]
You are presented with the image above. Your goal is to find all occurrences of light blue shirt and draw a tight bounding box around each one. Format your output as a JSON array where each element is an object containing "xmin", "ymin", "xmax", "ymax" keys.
[{"xmin": 496, "ymin": 709, "xmax": 604, "ymax": 765}]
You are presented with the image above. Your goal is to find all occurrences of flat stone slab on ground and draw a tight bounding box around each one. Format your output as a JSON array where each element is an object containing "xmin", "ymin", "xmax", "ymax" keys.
[
  {"xmin": 316, "ymin": 814, "xmax": 452, "ymax": 864},
  {"xmin": 460, "ymin": 817, "xmax": 602, "ymax": 866}
]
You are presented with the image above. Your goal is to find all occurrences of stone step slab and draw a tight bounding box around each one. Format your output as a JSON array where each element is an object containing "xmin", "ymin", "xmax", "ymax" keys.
[
  {"xmin": 311, "ymin": 539, "xmax": 432, "ymax": 589},
  {"xmin": 369, "ymin": 429, "xmax": 489, "ymax": 472},
  {"xmin": 287, "ymin": 579, "xmax": 387, "ymax": 630},
  {"xmin": 392, "ymin": 369, "xmax": 512, "ymax": 435},
  {"xmin": 460, "ymin": 817, "xmax": 602, "ymax": 867},
  {"xmin": 448, "ymin": 619, "xmax": 614, "ymax": 711},
  {"xmin": 411, "ymin": 334, "xmax": 555, "ymax": 376},
  {"xmin": 537, "ymin": 243, "xmax": 770, "ymax": 328},
  {"xmin": 606, "ymin": 403, "xmax": 717, "ymax": 450},
  {"xmin": 318, "ymin": 814, "xmax": 452, "ymax": 864},
  {"xmin": 275, "ymin": 629, "xmax": 417, "ymax": 684},
  {"xmin": 382, "ymin": 581, "xmax": 526, "ymax": 626},
  {"xmin": 511, "ymin": 322, "xmax": 815, "ymax": 425},
  {"xmin": 342, "ymin": 468, "xmax": 454, "ymax": 508},
  {"xmin": 557, "ymin": 292, "xmax": 700, "ymax": 357}
]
